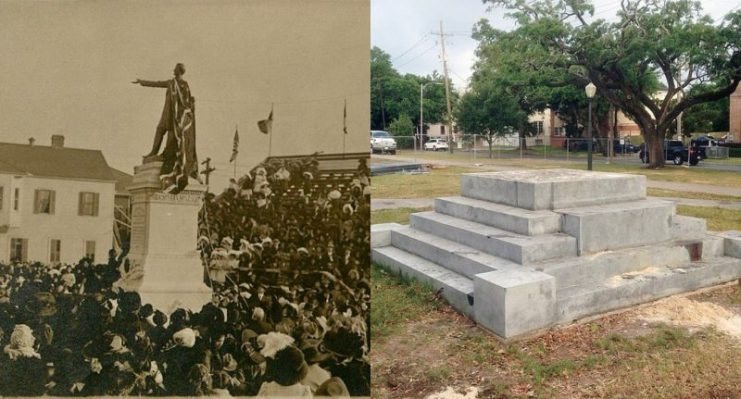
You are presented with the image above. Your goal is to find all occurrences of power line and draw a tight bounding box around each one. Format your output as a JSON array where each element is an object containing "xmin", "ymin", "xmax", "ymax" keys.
[
  {"xmin": 394, "ymin": 43, "xmax": 437, "ymax": 68},
  {"xmin": 391, "ymin": 34, "xmax": 430, "ymax": 62}
]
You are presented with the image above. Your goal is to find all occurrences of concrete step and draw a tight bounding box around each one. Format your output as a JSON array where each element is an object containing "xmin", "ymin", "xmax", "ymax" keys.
[
  {"xmin": 556, "ymin": 199, "xmax": 674, "ymax": 254},
  {"xmin": 390, "ymin": 227, "xmax": 520, "ymax": 279},
  {"xmin": 410, "ymin": 211, "xmax": 577, "ymax": 264},
  {"xmin": 537, "ymin": 234, "xmax": 726, "ymax": 291},
  {"xmin": 461, "ymin": 169, "xmax": 646, "ymax": 210},
  {"xmin": 670, "ymin": 215, "xmax": 708, "ymax": 241},
  {"xmin": 556, "ymin": 256, "xmax": 741, "ymax": 323},
  {"xmin": 536, "ymin": 243, "xmax": 689, "ymax": 290},
  {"xmin": 435, "ymin": 196, "xmax": 561, "ymax": 236},
  {"xmin": 372, "ymin": 246, "xmax": 475, "ymax": 316}
]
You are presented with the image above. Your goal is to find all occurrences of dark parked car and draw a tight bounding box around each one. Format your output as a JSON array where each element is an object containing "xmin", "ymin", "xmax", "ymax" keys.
[
  {"xmin": 690, "ymin": 136, "xmax": 719, "ymax": 160},
  {"xmin": 613, "ymin": 139, "xmax": 639, "ymax": 154},
  {"xmin": 639, "ymin": 140, "xmax": 699, "ymax": 166}
]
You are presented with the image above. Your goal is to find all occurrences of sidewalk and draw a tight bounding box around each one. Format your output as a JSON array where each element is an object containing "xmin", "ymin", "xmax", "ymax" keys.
[{"xmin": 373, "ymin": 154, "xmax": 741, "ymax": 198}]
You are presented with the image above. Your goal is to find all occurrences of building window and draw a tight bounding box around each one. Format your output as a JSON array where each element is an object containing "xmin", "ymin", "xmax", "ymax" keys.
[
  {"xmin": 554, "ymin": 127, "xmax": 563, "ymax": 136},
  {"xmin": 79, "ymin": 192, "xmax": 100, "ymax": 216},
  {"xmin": 50, "ymin": 239, "xmax": 61, "ymax": 263},
  {"xmin": 14, "ymin": 188, "xmax": 19, "ymax": 211},
  {"xmin": 440, "ymin": 125, "xmax": 445, "ymax": 135},
  {"xmin": 10, "ymin": 238, "xmax": 27, "ymax": 262},
  {"xmin": 34, "ymin": 189, "xmax": 55, "ymax": 214},
  {"xmin": 85, "ymin": 240, "xmax": 96, "ymax": 262},
  {"xmin": 532, "ymin": 121, "xmax": 544, "ymax": 135}
]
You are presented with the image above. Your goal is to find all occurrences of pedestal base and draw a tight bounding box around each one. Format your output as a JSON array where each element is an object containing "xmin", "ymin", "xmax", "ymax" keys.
[
  {"xmin": 118, "ymin": 160, "xmax": 212, "ymax": 314},
  {"xmin": 119, "ymin": 252, "xmax": 212, "ymax": 314}
]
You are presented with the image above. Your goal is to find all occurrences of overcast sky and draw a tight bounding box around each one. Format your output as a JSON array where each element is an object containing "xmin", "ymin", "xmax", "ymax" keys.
[
  {"xmin": 371, "ymin": 0, "xmax": 740, "ymax": 90},
  {"xmin": 0, "ymin": 0, "xmax": 369, "ymax": 191}
]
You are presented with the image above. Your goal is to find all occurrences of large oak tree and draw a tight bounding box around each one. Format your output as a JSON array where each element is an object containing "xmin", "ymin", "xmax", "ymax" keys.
[{"xmin": 481, "ymin": 0, "xmax": 741, "ymax": 167}]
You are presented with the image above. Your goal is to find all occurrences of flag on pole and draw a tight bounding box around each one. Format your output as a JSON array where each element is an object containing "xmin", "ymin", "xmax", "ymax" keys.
[
  {"xmin": 229, "ymin": 127, "xmax": 239, "ymax": 162},
  {"xmin": 343, "ymin": 99, "xmax": 348, "ymax": 135},
  {"xmin": 258, "ymin": 105, "xmax": 273, "ymax": 134}
]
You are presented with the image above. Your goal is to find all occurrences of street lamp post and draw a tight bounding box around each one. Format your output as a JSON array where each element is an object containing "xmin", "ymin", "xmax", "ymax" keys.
[
  {"xmin": 420, "ymin": 82, "xmax": 442, "ymax": 152},
  {"xmin": 585, "ymin": 82, "xmax": 597, "ymax": 171}
]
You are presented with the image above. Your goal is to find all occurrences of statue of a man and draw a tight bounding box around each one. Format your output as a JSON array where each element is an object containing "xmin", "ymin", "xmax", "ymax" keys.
[{"xmin": 133, "ymin": 63, "xmax": 199, "ymax": 193}]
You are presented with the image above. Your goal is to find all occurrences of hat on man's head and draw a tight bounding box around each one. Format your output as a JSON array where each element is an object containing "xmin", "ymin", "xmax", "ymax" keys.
[
  {"xmin": 322, "ymin": 328, "xmax": 364, "ymax": 359},
  {"xmin": 25, "ymin": 292, "xmax": 57, "ymax": 317}
]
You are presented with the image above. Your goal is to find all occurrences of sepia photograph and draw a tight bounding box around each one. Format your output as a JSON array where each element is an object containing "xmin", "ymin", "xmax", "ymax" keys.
[{"xmin": 0, "ymin": 0, "xmax": 369, "ymax": 397}]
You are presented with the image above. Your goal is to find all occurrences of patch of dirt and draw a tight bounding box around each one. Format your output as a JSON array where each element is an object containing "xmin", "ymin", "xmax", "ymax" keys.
[
  {"xmin": 636, "ymin": 295, "xmax": 741, "ymax": 339},
  {"xmin": 372, "ymin": 283, "xmax": 741, "ymax": 398},
  {"xmin": 425, "ymin": 387, "xmax": 479, "ymax": 399}
]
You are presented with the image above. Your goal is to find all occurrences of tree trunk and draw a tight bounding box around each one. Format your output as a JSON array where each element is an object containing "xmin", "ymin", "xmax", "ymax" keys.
[
  {"xmin": 519, "ymin": 128, "xmax": 528, "ymax": 150},
  {"xmin": 487, "ymin": 136, "xmax": 493, "ymax": 159},
  {"xmin": 645, "ymin": 127, "xmax": 665, "ymax": 169}
]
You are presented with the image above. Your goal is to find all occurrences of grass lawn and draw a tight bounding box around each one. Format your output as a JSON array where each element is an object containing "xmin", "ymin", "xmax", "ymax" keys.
[
  {"xmin": 370, "ymin": 207, "xmax": 432, "ymax": 225},
  {"xmin": 371, "ymin": 264, "xmax": 741, "ymax": 398},
  {"xmin": 381, "ymin": 150, "xmax": 741, "ymax": 189},
  {"xmin": 371, "ymin": 166, "xmax": 477, "ymax": 199},
  {"xmin": 676, "ymin": 205, "xmax": 741, "ymax": 231},
  {"xmin": 648, "ymin": 188, "xmax": 741, "ymax": 202}
]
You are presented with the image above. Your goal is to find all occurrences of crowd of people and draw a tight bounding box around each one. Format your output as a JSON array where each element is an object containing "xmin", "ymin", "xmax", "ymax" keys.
[{"xmin": 0, "ymin": 155, "xmax": 371, "ymax": 397}]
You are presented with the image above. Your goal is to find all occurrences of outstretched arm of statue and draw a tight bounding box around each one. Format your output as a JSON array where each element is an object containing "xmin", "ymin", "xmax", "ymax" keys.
[{"xmin": 132, "ymin": 79, "xmax": 169, "ymax": 88}]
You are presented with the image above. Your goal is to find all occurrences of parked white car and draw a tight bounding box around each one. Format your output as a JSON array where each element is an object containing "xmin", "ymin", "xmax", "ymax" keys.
[
  {"xmin": 370, "ymin": 130, "xmax": 397, "ymax": 154},
  {"xmin": 424, "ymin": 138, "xmax": 449, "ymax": 151}
]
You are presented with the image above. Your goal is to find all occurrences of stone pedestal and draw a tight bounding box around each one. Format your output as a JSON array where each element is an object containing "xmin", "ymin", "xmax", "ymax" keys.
[{"xmin": 121, "ymin": 161, "xmax": 211, "ymax": 313}]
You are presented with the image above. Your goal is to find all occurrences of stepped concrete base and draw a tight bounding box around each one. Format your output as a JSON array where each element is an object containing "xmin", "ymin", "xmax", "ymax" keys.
[
  {"xmin": 371, "ymin": 223, "xmax": 403, "ymax": 248},
  {"xmin": 557, "ymin": 257, "xmax": 741, "ymax": 323},
  {"xmin": 390, "ymin": 228, "xmax": 515, "ymax": 279},
  {"xmin": 374, "ymin": 246, "xmax": 475, "ymax": 316},
  {"xmin": 717, "ymin": 231, "xmax": 741, "ymax": 257},
  {"xmin": 371, "ymin": 169, "xmax": 741, "ymax": 339},
  {"xmin": 671, "ymin": 215, "xmax": 708, "ymax": 241},
  {"xmin": 436, "ymin": 196, "xmax": 561, "ymax": 235},
  {"xmin": 558, "ymin": 199, "xmax": 674, "ymax": 254},
  {"xmin": 474, "ymin": 269, "xmax": 556, "ymax": 338},
  {"xmin": 461, "ymin": 169, "xmax": 646, "ymax": 210},
  {"xmin": 410, "ymin": 211, "xmax": 576, "ymax": 264}
]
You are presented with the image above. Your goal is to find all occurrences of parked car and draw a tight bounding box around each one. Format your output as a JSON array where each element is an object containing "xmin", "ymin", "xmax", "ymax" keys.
[
  {"xmin": 639, "ymin": 140, "xmax": 699, "ymax": 166},
  {"xmin": 613, "ymin": 139, "xmax": 639, "ymax": 154},
  {"xmin": 370, "ymin": 130, "xmax": 397, "ymax": 154},
  {"xmin": 690, "ymin": 135, "xmax": 719, "ymax": 160},
  {"xmin": 564, "ymin": 138, "xmax": 593, "ymax": 151},
  {"xmin": 424, "ymin": 138, "xmax": 449, "ymax": 151}
]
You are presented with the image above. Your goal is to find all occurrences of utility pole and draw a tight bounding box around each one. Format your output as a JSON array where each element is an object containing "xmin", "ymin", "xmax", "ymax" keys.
[
  {"xmin": 200, "ymin": 157, "xmax": 216, "ymax": 187},
  {"xmin": 434, "ymin": 20, "xmax": 455, "ymax": 153}
]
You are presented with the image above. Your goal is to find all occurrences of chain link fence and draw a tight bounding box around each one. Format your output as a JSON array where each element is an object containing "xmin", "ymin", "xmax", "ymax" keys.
[{"xmin": 372, "ymin": 135, "xmax": 730, "ymax": 164}]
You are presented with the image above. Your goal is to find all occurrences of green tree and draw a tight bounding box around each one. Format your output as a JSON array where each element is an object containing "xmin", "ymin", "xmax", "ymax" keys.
[
  {"xmin": 456, "ymin": 82, "xmax": 527, "ymax": 157},
  {"xmin": 370, "ymin": 47, "xmax": 457, "ymax": 133},
  {"xmin": 388, "ymin": 113, "xmax": 415, "ymax": 136},
  {"xmin": 681, "ymin": 80, "xmax": 730, "ymax": 133},
  {"xmin": 482, "ymin": 0, "xmax": 741, "ymax": 168}
]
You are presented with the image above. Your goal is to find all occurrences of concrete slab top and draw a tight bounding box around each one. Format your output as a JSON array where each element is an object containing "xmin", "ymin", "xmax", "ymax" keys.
[
  {"xmin": 463, "ymin": 169, "xmax": 637, "ymax": 184},
  {"xmin": 462, "ymin": 168, "xmax": 646, "ymax": 210}
]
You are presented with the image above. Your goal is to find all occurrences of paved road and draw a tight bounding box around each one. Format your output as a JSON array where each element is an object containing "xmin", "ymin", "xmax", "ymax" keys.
[{"xmin": 373, "ymin": 154, "xmax": 741, "ymax": 197}]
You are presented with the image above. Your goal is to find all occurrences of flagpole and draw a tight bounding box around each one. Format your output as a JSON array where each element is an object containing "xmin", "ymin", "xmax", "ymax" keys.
[
  {"xmin": 234, "ymin": 125, "xmax": 238, "ymax": 179},
  {"xmin": 268, "ymin": 103, "xmax": 274, "ymax": 158},
  {"xmin": 343, "ymin": 98, "xmax": 347, "ymax": 155},
  {"xmin": 268, "ymin": 128, "xmax": 273, "ymax": 158}
]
